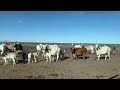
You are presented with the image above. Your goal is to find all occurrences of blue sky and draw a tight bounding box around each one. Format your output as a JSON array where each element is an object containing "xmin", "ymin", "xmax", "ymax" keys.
[{"xmin": 0, "ymin": 11, "xmax": 120, "ymax": 44}]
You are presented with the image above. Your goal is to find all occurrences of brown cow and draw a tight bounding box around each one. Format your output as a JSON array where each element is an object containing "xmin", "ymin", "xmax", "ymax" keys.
[
  {"xmin": 71, "ymin": 47, "xmax": 87, "ymax": 60},
  {"xmin": 5, "ymin": 42, "xmax": 15, "ymax": 52}
]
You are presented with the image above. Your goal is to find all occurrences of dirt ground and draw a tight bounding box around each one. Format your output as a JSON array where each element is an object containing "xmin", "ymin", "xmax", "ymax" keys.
[{"xmin": 0, "ymin": 43, "xmax": 120, "ymax": 79}]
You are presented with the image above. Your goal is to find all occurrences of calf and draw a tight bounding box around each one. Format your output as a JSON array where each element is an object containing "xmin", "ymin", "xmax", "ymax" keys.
[
  {"xmin": 27, "ymin": 52, "xmax": 40, "ymax": 64},
  {"xmin": 1, "ymin": 52, "xmax": 17, "ymax": 66}
]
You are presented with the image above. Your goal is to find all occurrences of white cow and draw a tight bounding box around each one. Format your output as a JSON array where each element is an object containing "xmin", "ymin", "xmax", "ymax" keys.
[
  {"xmin": 27, "ymin": 52, "xmax": 40, "ymax": 64},
  {"xmin": 36, "ymin": 44, "xmax": 49, "ymax": 57},
  {"xmin": 84, "ymin": 45, "xmax": 94, "ymax": 54},
  {"xmin": 41, "ymin": 44, "xmax": 48, "ymax": 57},
  {"xmin": 36, "ymin": 44, "xmax": 43, "ymax": 52},
  {"xmin": 42, "ymin": 44, "xmax": 61, "ymax": 63},
  {"xmin": 95, "ymin": 44, "xmax": 111, "ymax": 61},
  {"xmin": 36, "ymin": 43, "xmax": 47, "ymax": 57},
  {"xmin": 72, "ymin": 44, "xmax": 82, "ymax": 48},
  {"xmin": 74, "ymin": 45, "xmax": 82, "ymax": 48},
  {"xmin": 0, "ymin": 43, "xmax": 5, "ymax": 55},
  {"xmin": 1, "ymin": 52, "xmax": 17, "ymax": 66}
]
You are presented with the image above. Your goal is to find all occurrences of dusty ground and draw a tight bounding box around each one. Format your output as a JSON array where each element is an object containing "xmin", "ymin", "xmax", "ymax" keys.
[{"xmin": 0, "ymin": 43, "xmax": 120, "ymax": 79}]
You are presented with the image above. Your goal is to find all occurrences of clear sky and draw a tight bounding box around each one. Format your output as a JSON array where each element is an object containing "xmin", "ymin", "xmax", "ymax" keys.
[{"xmin": 0, "ymin": 11, "xmax": 120, "ymax": 44}]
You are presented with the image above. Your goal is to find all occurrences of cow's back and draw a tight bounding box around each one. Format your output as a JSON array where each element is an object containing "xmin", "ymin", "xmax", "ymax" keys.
[
  {"xmin": 99, "ymin": 46, "xmax": 111, "ymax": 54},
  {"xmin": 49, "ymin": 45, "xmax": 60, "ymax": 55},
  {"xmin": 85, "ymin": 45, "xmax": 93, "ymax": 50},
  {"xmin": 75, "ymin": 48, "xmax": 87, "ymax": 56}
]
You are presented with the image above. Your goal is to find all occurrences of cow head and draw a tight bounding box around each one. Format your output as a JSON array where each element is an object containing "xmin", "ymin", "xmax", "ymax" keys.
[
  {"xmin": 96, "ymin": 47, "xmax": 100, "ymax": 50},
  {"xmin": 1, "ymin": 51, "xmax": 7, "ymax": 56}
]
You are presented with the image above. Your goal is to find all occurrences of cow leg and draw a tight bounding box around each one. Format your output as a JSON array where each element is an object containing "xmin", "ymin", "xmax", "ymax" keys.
[
  {"xmin": 76, "ymin": 55, "xmax": 78, "ymax": 60},
  {"xmin": 53, "ymin": 55, "xmax": 56, "ymax": 61},
  {"xmin": 44, "ymin": 54, "xmax": 46, "ymax": 57},
  {"xmin": 46, "ymin": 58, "xmax": 49, "ymax": 63},
  {"xmin": 4, "ymin": 58, "xmax": 7, "ymax": 65},
  {"xmin": 98, "ymin": 54, "xmax": 100, "ymax": 61},
  {"xmin": 16, "ymin": 57, "xmax": 18, "ymax": 64},
  {"xmin": 34, "ymin": 58, "xmax": 37, "ymax": 63},
  {"xmin": 42, "ymin": 53, "xmax": 45, "ymax": 57},
  {"xmin": 32, "ymin": 60, "xmax": 34, "ymax": 63},
  {"xmin": 13, "ymin": 59, "xmax": 16, "ymax": 66},
  {"xmin": 108, "ymin": 53, "xmax": 110, "ymax": 60},
  {"xmin": 75, "ymin": 55, "xmax": 76, "ymax": 59},
  {"xmin": 91, "ymin": 50, "xmax": 93, "ymax": 54},
  {"xmin": 51, "ymin": 56, "xmax": 54, "ymax": 61},
  {"xmin": 56, "ymin": 54, "xmax": 59, "ymax": 62},
  {"xmin": 54, "ymin": 56, "xmax": 56, "ymax": 61},
  {"xmin": 50, "ymin": 56, "xmax": 52, "ymax": 63},
  {"xmin": 27, "ymin": 58, "xmax": 31, "ymax": 64},
  {"xmin": 91, "ymin": 50, "xmax": 94, "ymax": 54},
  {"xmin": 105, "ymin": 55, "xmax": 107, "ymax": 60},
  {"xmin": 71, "ymin": 53, "xmax": 74, "ymax": 59},
  {"xmin": 78, "ymin": 56, "xmax": 79, "ymax": 60},
  {"xmin": 83, "ymin": 53, "xmax": 85, "ymax": 60},
  {"xmin": 85, "ymin": 53, "xmax": 87, "ymax": 58}
]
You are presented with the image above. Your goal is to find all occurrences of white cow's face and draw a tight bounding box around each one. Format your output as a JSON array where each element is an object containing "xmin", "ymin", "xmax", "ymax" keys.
[
  {"xmin": 41, "ymin": 45, "xmax": 47, "ymax": 53},
  {"xmin": 39, "ymin": 44, "xmax": 43, "ymax": 48},
  {"xmin": 42, "ymin": 45, "xmax": 46, "ymax": 49},
  {"xmin": 96, "ymin": 50, "xmax": 99, "ymax": 56}
]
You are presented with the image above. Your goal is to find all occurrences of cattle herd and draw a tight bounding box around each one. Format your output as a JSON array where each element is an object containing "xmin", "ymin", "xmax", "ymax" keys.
[{"xmin": 0, "ymin": 42, "xmax": 116, "ymax": 66}]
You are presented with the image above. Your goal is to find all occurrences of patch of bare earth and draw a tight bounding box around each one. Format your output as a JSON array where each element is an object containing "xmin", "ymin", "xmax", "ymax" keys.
[{"xmin": 0, "ymin": 43, "xmax": 120, "ymax": 79}]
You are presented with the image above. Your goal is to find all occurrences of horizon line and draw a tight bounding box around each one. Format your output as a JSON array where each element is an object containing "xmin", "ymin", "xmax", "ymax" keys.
[{"xmin": 0, "ymin": 40, "xmax": 120, "ymax": 45}]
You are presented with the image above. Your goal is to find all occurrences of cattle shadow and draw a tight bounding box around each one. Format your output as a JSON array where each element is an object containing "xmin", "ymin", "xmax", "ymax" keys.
[
  {"xmin": 77, "ymin": 56, "xmax": 90, "ymax": 60},
  {"xmin": 100, "ymin": 57, "xmax": 109, "ymax": 60},
  {"xmin": 94, "ymin": 56, "xmax": 110, "ymax": 60},
  {"xmin": 108, "ymin": 74, "xmax": 120, "ymax": 79},
  {"xmin": 37, "ymin": 59, "xmax": 46, "ymax": 63},
  {"xmin": 60, "ymin": 56, "xmax": 70, "ymax": 61},
  {"xmin": 72, "ymin": 56, "xmax": 90, "ymax": 60},
  {"xmin": 35, "ymin": 56, "xmax": 70, "ymax": 62},
  {"xmin": 16, "ymin": 59, "xmax": 28, "ymax": 64},
  {"xmin": 100, "ymin": 57, "xmax": 106, "ymax": 59},
  {"xmin": 16, "ymin": 52, "xmax": 28, "ymax": 64}
]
